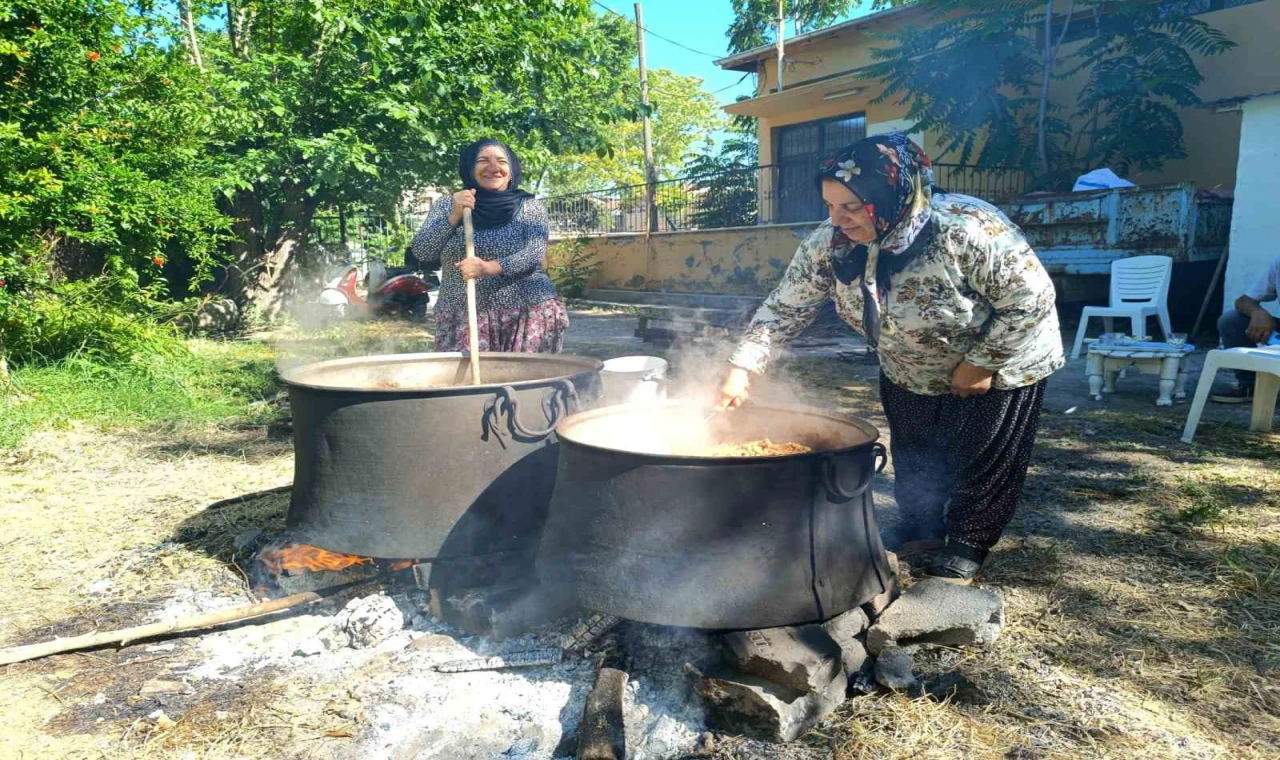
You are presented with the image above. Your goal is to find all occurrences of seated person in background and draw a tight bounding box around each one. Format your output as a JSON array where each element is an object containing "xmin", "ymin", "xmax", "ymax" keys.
[{"xmin": 1213, "ymin": 253, "xmax": 1280, "ymax": 403}]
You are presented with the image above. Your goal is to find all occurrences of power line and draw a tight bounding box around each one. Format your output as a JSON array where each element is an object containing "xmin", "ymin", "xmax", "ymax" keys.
[
  {"xmin": 709, "ymin": 72, "xmax": 752, "ymax": 95},
  {"xmin": 591, "ymin": 0, "xmax": 726, "ymax": 59}
]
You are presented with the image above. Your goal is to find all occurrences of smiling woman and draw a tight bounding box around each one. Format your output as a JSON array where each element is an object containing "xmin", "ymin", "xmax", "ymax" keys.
[{"xmin": 411, "ymin": 139, "xmax": 569, "ymax": 354}]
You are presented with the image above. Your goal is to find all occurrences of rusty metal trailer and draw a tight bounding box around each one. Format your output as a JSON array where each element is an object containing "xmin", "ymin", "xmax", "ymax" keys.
[{"xmin": 1006, "ymin": 182, "xmax": 1232, "ymax": 315}]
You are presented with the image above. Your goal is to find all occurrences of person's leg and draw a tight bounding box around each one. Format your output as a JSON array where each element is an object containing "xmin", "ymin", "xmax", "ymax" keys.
[
  {"xmin": 924, "ymin": 380, "xmax": 1048, "ymax": 582},
  {"xmin": 1214, "ymin": 311, "xmax": 1256, "ymax": 402},
  {"xmin": 879, "ymin": 376, "xmax": 949, "ymax": 549}
]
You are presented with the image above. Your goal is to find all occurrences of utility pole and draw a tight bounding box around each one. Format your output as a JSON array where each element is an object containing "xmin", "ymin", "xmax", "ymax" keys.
[
  {"xmin": 776, "ymin": 0, "xmax": 785, "ymax": 92},
  {"xmin": 635, "ymin": 3, "xmax": 658, "ymax": 234}
]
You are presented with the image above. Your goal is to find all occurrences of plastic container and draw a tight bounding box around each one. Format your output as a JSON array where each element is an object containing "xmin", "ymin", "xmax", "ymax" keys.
[{"xmin": 599, "ymin": 356, "xmax": 668, "ymax": 406}]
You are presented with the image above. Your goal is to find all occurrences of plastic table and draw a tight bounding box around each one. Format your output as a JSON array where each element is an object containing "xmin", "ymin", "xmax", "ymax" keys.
[{"xmin": 1086, "ymin": 343, "xmax": 1193, "ymax": 406}]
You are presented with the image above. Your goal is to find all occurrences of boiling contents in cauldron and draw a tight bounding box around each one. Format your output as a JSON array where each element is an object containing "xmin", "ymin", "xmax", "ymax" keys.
[{"xmin": 679, "ymin": 439, "xmax": 812, "ymax": 457}]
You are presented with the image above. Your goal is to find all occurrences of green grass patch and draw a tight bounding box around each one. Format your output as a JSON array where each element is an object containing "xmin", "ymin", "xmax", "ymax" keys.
[
  {"xmin": 0, "ymin": 338, "xmax": 281, "ymax": 449},
  {"xmin": 1155, "ymin": 472, "xmax": 1269, "ymax": 527}
]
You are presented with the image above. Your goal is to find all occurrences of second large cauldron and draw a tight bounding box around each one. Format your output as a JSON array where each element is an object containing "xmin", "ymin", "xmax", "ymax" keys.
[
  {"xmin": 538, "ymin": 402, "xmax": 892, "ymax": 629},
  {"xmin": 282, "ymin": 352, "xmax": 601, "ymax": 587}
]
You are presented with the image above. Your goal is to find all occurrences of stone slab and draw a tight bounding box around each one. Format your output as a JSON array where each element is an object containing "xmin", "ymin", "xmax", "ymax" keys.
[
  {"xmin": 721, "ymin": 624, "xmax": 843, "ymax": 694},
  {"xmin": 866, "ymin": 579, "xmax": 1004, "ymax": 655},
  {"xmin": 689, "ymin": 664, "xmax": 847, "ymax": 743}
]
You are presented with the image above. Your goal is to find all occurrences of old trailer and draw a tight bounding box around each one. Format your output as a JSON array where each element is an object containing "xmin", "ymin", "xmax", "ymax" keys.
[{"xmin": 1005, "ymin": 182, "xmax": 1233, "ymax": 310}]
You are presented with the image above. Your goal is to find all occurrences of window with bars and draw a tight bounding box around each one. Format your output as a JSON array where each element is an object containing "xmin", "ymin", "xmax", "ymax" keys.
[{"xmin": 773, "ymin": 113, "xmax": 867, "ymax": 223}]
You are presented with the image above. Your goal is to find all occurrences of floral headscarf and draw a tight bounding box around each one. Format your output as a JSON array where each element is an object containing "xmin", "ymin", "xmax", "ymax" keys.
[
  {"xmin": 820, "ymin": 133, "xmax": 934, "ymax": 252},
  {"xmin": 818, "ymin": 134, "xmax": 935, "ymax": 347}
]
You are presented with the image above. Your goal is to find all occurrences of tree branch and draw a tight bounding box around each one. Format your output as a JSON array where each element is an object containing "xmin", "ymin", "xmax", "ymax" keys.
[
  {"xmin": 179, "ymin": 0, "xmax": 204, "ymax": 70},
  {"xmin": 1037, "ymin": 0, "xmax": 1074, "ymax": 175}
]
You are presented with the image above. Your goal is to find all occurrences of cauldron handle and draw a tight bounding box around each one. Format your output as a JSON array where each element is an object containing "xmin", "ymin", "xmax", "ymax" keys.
[
  {"xmin": 821, "ymin": 442, "xmax": 888, "ymax": 503},
  {"xmin": 489, "ymin": 381, "xmax": 575, "ymax": 440}
]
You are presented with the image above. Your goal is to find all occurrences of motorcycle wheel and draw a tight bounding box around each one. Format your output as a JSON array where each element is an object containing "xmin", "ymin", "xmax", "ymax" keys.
[{"xmin": 408, "ymin": 296, "xmax": 428, "ymax": 320}]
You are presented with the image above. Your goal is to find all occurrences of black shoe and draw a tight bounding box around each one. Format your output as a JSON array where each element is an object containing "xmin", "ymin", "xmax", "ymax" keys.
[
  {"xmin": 1211, "ymin": 386, "xmax": 1254, "ymax": 404},
  {"xmin": 922, "ymin": 553, "xmax": 983, "ymax": 585}
]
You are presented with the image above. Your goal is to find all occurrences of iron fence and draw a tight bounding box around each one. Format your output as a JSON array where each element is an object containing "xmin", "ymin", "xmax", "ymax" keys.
[
  {"xmin": 312, "ymin": 210, "xmax": 429, "ymax": 265},
  {"xmin": 542, "ymin": 162, "xmax": 1029, "ymax": 236}
]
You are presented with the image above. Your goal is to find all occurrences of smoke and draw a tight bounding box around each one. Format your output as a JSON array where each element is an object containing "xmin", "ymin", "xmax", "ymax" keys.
[{"xmin": 586, "ymin": 337, "xmax": 842, "ymax": 456}]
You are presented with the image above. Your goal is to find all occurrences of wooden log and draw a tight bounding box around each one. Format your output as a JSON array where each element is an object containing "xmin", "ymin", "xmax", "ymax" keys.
[
  {"xmin": 0, "ymin": 577, "xmax": 383, "ymax": 667},
  {"xmin": 577, "ymin": 649, "xmax": 628, "ymax": 760}
]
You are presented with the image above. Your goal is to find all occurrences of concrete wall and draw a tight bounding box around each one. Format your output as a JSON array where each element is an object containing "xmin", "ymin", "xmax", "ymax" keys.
[
  {"xmin": 575, "ymin": 223, "xmax": 818, "ymax": 296},
  {"xmin": 1224, "ymin": 93, "xmax": 1280, "ymax": 318}
]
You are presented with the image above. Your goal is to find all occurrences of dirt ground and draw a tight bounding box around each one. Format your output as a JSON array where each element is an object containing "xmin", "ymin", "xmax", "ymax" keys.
[{"xmin": 1, "ymin": 309, "xmax": 1277, "ymax": 759}]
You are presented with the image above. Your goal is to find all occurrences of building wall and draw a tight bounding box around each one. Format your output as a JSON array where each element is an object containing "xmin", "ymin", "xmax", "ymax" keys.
[
  {"xmin": 743, "ymin": 1, "xmax": 1280, "ymax": 190},
  {"xmin": 579, "ymin": 223, "xmax": 817, "ymax": 295},
  {"xmin": 1224, "ymin": 93, "xmax": 1280, "ymax": 318}
]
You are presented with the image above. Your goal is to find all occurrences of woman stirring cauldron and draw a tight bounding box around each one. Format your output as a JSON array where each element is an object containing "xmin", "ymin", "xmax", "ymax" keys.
[
  {"xmin": 718, "ymin": 134, "xmax": 1064, "ymax": 584},
  {"xmin": 412, "ymin": 138, "xmax": 569, "ymax": 353}
]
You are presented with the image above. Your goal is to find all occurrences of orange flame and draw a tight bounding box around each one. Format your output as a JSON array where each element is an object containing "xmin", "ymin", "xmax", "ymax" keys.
[{"xmin": 257, "ymin": 543, "xmax": 375, "ymax": 574}]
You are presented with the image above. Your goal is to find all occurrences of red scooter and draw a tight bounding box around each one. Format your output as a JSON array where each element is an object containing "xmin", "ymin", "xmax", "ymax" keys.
[{"xmin": 318, "ymin": 247, "xmax": 438, "ymax": 319}]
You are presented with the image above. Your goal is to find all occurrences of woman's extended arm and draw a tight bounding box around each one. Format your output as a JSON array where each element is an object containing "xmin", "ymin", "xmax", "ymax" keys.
[{"xmin": 727, "ymin": 226, "xmax": 838, "ymax": 375}]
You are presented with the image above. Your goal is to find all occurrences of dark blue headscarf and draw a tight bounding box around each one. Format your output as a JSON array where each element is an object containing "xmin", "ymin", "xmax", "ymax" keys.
[{"xmin": 459, "ymin": 138, "xmax": 534, "ymax": 229}]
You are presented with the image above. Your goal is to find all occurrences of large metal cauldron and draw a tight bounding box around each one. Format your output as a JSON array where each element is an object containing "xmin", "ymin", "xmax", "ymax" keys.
[
  {"xmin": 282, "ymin": 352, "xmax": 602, "ymax": 587},
  {"xmin": 539, "ymin": 402, "xmax": 891, "ymax": 629}
]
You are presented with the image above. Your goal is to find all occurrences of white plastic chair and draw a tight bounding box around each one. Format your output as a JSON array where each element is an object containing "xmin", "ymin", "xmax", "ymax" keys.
[
  {"xmin": 1181, "ymin": 347, "xmax": 1280, "ymax": 442},
  {"xmin": 1070, "ymin": 256, "xmax": 1174, "ymax": 359}
]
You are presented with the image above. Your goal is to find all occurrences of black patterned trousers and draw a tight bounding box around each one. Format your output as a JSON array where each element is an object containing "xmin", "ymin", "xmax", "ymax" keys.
[{"xmin": 879, "ymin": 373, "xmax": 1048, "ymax": 554}]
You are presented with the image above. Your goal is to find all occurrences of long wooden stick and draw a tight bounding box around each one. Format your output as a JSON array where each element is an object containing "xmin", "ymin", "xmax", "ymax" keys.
[
  {"xmin": 462, "ymin": 207, "xmax": 482, "ymax": 386},
  {"xmin": 0, "ymin": 577, "xmax": 382, "ymax": 667},
  {"xmin": 1190, "ymin": 246, "xmax": 1229, "ymax": 345}
]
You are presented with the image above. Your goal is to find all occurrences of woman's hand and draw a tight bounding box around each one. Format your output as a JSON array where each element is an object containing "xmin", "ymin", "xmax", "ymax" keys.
[
  {"xmin": 952, "ymin": 360, "xmax": 995, "ymax": 398},
  {"xmin": 447, "ymin": 189, "xmax": 476, "ymax": 227},
  {"xmin": 455, "ymin": 258, "xmax": 502, "ymax": 280},
  {"xmin": 717, "ymin": 367, "xmax": 752, "ymax": 410}
]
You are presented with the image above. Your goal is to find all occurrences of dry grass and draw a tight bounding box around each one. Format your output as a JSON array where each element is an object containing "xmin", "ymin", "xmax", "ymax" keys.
[{"xmin": 1, "ymin": 319, "xmax": 1278, "ymax": 759}]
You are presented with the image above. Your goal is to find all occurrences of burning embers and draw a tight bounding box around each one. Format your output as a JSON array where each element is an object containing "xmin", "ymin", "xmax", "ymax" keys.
[
  {"xmin": 257, "ymin": 543, "xmax": 376, "ymax": 574},
  {"xmin": 251, "ymin": 540, "xmax": 416, "ymax": 596}
]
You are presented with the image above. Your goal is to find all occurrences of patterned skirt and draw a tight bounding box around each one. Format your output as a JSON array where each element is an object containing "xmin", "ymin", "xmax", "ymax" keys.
[{"xmin": 434, "ymin": 298, "xmax": 570, "ymax": 354}]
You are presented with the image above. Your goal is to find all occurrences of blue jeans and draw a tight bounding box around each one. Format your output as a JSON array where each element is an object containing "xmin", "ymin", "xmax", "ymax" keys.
[{"xmin": 1218, "ymin": 310, "xmax": 1256, "ymax": 391}]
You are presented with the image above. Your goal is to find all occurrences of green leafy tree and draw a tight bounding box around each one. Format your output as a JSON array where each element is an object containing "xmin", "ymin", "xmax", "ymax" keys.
[
  {"xmin": 682, "ymin": 114, "xmax": 761, "ymax": 229},
  {"xmin": 0, "ymin": 0, "xmax": 228, "ymax": 366},
  {"xmin": 866, "ymin": 0, "xmax": 1235, "ymax": 188},
  {"xmin": 204, "ymin": 0, "xmax": 637, "ymax": 315},
  {"xmin": 541, "ymin": 68, "xmax": 726, "ymax": 194}
]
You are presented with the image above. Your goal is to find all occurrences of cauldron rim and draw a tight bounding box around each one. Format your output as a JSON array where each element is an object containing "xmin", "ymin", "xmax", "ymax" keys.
[
  {"xmin": 279, "ymin": 351, "xmax": 604, "ymax": 395},
  {"xmin": 555, "ymin": 400, "xmax": 881, "ymax": 463}
]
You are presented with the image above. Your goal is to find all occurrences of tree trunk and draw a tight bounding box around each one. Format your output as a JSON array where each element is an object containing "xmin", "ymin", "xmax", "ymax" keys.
[
  {"xmin": 227, "ymin": 1, "xmax": 240, "ymax": 56},
  {"xmin": 0, "ymin": 336, "xmax": 9, "ymax": 384},
  {"xmin": 250, "ymin": 184, "xmax": 316, "ymax": 320},
  {"xmin": 220, "ymin": 190, "xmax": 265, "ymax": 308},
  {"xmin": 179, "ymin": 0, "xmax": 204, "ymax": 70},
  {"xmin": 1037, "ymin": 0, "xmax": 1075, "ymax": 177}
]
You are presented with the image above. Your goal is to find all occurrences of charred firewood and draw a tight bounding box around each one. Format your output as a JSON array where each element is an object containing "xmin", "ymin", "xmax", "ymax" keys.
[
  {"xmin": 432, "ymin": 648, "xmax": 564, "ymax": 673},
  {"xmin": 576, "ymin": 646, "xmax": 628, "ymax": 760},
  {"xmin": 562, "ymin": 613, "xmax": 621, "ymax": 654}
]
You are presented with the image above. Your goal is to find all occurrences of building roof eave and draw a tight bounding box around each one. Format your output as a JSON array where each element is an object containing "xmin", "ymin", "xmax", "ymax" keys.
[
  {"xmin": 721, "ymin": 68, "xmax": 876, "ymax": 117},
  {"xmin": 713, "ymin": 5, "xmax": 920, "ymax": 72},
  {"xmin": 1199, "ymin": 89, "xmax": 1280, "ymax": 110}
]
